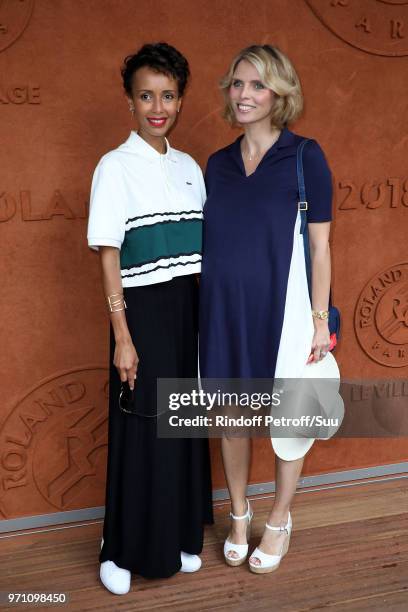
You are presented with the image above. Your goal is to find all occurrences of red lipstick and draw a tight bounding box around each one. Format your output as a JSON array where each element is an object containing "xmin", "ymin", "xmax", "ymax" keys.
[{"xmin": 147, "ymin": 117, "xmax": 167, "ymax": 128}]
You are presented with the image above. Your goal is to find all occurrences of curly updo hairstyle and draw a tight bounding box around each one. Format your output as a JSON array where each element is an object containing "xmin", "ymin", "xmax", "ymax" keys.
[{"xmin": 121, "ymin": 42, "xmax": 190, "ymax": 97}]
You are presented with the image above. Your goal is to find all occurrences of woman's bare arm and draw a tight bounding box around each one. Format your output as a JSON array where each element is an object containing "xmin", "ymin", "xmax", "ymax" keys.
[
  {"xmin": 99, "ymin": 246, "xmax": 139, "ymax": 388},
  {"xmin": 308, "ymin": 222, "xmax": 331, "ymax": 362}
]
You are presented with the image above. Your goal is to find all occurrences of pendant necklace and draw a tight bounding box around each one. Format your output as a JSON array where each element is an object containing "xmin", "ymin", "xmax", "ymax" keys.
[{"xmin": 244, "ymin": 130, "xmax": 281, "ymax": 162}]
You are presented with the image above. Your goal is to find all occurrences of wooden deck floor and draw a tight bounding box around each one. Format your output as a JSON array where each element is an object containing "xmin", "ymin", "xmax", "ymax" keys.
[{"xmin": 1, "ymin": 478, "xmax": 407, "ymax": 611}]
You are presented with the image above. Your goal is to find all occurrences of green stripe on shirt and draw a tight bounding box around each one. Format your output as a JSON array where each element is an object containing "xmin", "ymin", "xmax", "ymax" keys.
[{"xmin": 120, "ymin": 218, "xmax": 202, "ymax": 269}]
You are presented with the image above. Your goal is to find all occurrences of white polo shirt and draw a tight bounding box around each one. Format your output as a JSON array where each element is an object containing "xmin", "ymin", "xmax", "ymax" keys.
[{"xmin": 87, "ymin": 131, "xmax": 206, "ymax": 287}]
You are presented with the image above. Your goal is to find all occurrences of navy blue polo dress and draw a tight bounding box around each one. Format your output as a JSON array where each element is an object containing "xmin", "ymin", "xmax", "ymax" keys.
[{"xmin": 199, "ymin": 127, "xmax": 333, "ymax": 379}]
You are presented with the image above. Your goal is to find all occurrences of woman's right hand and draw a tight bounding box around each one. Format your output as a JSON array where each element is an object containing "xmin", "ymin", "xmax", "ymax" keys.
[{"xmin": 113, "ymin": 338, "xmax": 139, "ymax": 390}]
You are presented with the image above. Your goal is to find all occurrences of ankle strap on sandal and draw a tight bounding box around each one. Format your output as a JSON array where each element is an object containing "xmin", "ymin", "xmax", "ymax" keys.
[
  {"xmin": 230, "ymin": 499, "xmax": 250, "ymax": 520},
  {"xmin": 265, "ymin": 512, "xmax": 291, "ymax": 533},
  {"xmin": 265, "ymin": 523, "xmax": 289, "ymax": 534}
]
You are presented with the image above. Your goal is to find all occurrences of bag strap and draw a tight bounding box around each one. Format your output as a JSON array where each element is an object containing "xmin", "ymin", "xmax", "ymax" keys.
[
  {"xmin": 296, "ymin": 138, "xmax": 311, "ymax": 236},
  {"xmin": 296, "ymin": 138, "xmax": 332, "ymax": 307},
  {"xmin": 296, "ymin": 139, "xmax": 312, "ymax": 298}
]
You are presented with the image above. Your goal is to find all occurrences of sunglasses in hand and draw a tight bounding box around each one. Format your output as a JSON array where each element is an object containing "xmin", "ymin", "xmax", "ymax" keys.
[{"xmin": 119, "ymin": 381, "xmax": 138, "ymax": 414}]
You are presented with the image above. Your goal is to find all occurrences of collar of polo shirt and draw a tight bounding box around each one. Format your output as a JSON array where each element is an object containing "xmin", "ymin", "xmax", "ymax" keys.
[{"xmin": 126, "ymin": 130, "xmax": 178, "ymax": 162}]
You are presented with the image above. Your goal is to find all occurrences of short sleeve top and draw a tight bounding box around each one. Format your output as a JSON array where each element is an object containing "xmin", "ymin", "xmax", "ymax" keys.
[
  {"xmin": 299, "ymin": 138, "xmax": 332, "ymax": 222},
  {"xmin": 87, "ymin": 131, "xmax": 206, "ymax": 287},
  {"xmin": 204, "ymin": 128, "xmax": 332, "ymax": 223},
  {"xmin": 199, "ymin": 127, "xmax": 333, "ymax": 379}
]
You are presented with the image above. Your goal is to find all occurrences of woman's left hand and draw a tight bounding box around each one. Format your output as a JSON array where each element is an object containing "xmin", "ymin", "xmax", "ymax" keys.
[{"xmin": 308, "ymin": 320, "xmax": 331, "ymax": 363}]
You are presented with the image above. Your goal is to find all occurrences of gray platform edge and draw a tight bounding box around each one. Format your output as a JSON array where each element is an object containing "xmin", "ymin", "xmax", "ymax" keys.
[{"xmin": 1, "ymin": 462, "xmax": 408, "ymax": 534}]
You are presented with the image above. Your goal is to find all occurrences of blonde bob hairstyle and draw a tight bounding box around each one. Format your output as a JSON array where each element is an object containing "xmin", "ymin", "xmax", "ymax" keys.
[{"xmin": 220, "ymin": 44, "xmax": 303, "ymax": 129}]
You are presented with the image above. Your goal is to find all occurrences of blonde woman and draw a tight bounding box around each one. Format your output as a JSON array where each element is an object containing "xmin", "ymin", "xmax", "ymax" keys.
[{"xmin": 199, "ymin": 45, "xmax": 334, "ymax": 573}]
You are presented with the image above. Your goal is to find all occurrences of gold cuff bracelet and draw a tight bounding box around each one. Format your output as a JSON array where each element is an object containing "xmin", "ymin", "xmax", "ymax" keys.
[{"xmin": 107, "ymin": 292, "xmax": 127, "ymax": 313}]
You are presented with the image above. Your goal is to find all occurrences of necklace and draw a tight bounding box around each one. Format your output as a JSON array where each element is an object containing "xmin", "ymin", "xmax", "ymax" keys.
[
  {"xmin": 243, "ymin": 130, "xmax": 281, "ymax": 161},
  {"xmin": 246, "ymin": 150, "xmax": 260, "ymax": 161}
]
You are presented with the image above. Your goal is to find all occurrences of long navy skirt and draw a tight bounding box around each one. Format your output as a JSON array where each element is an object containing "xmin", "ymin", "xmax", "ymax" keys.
[{"xmin": 99, "ymin": 274, "xmax": 214, "ymax": 578}]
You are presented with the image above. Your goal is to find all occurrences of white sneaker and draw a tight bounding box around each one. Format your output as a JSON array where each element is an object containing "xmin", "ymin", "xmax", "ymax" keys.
[
  {"xmin": 100, "ymin": 560, "xmax": 131, "ymax": 595},
  {"xmin": 180, "ymin": 551, "xmax": 202, "ymax": 573}
]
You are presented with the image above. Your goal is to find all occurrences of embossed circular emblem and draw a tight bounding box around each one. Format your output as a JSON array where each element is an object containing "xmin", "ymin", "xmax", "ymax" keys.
[
  {"xmin": 305, "ymin": 0, "xmax": 408, "ymax": 57},
  {"xmin": 0, "ymin": 367, "xmax": 109, "ymax": 518},
  {"xmin": 0, "ymin": 0, "xmax": 35, "ymax": 53},
  {"xmin": 355, "ymin": 263, "xmax": 408, "ymax": 367}
]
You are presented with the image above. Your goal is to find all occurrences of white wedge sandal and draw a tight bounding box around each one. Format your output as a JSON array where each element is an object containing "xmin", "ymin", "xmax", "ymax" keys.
[
  {"xmin": 223, "ymin": 498, "xmax": 253, "ymax": 567},
  {"xmin": 248, "ymin": 511, "xmax": 292, "ymax": 574}
]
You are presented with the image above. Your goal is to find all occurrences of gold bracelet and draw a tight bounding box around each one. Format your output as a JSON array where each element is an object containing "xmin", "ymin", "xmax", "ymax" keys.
[
  {"xmin": 312, "ymin": 309, "xmax": 329, "ymax": 320},
  {"xmin": 107, "ymin": 292, "xmax": 127, "ymax": 313}
]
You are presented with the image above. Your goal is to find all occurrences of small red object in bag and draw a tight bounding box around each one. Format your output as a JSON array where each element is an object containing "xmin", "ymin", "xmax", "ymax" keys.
[{"xmin": 328, "ymin": 333, "xmax": 337, "ymax": 351}]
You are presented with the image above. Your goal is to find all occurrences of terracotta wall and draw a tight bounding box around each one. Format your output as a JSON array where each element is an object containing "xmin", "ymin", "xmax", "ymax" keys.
[{"xmin": 1, "ymin": 0, "xmax": 407, "ymax": 521}]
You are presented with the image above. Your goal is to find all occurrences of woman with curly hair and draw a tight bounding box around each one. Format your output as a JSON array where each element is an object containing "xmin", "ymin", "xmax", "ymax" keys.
[{"xmin": 87, "ymin": 42, "xmax": 213, "ymax": 595}]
